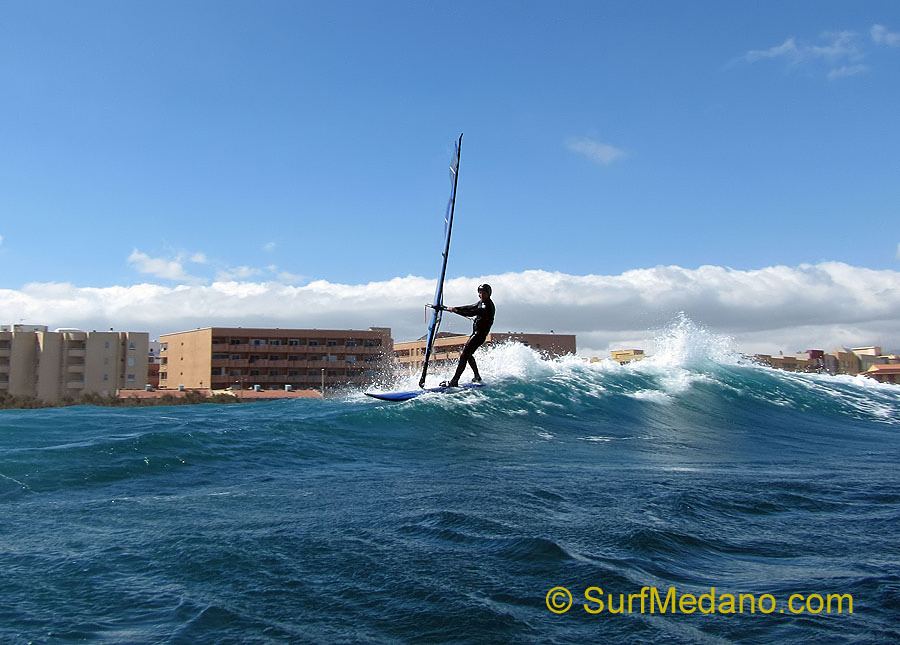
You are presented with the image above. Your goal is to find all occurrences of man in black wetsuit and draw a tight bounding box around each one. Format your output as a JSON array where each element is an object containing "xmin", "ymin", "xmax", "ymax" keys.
[{"xmin": 439, "ymin": 283, "xmax": 495, "ymax": 387}]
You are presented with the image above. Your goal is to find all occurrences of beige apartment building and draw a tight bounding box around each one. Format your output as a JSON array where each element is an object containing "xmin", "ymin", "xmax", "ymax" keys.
[
  {"xmin": 393, "ymin": 331, "xmax": 576, "ymax": 374},
  {"xmin": 0, "ymin": 326, "xmax": 149, "ymax": 401},
  {"xmin": 159, "ymin": 327, "xmax": 393, "ymax": 391}
]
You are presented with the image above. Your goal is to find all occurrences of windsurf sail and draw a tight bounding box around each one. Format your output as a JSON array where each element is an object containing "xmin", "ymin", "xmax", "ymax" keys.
[{"xmin": 419, "ymin": 133, "xmax": 463, "ymax": 388}]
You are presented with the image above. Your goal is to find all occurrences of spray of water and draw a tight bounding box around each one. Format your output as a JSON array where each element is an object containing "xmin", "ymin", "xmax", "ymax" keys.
[{"xmin": 358, "ymin": 313, "xmax": 900, "ymax": 424}]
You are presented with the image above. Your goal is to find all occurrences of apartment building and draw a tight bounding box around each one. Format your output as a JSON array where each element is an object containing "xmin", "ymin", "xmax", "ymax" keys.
[
  {"xmin": 393, "ymin": 331, "xmax": 576, "ymax": 374},
  {"xmin": 0, "ymin": 326, "xmax": 149, "ymax": 401},
  {"xmin": 158, "ymin": 327, "xmax": 393, "ymax": 391}
]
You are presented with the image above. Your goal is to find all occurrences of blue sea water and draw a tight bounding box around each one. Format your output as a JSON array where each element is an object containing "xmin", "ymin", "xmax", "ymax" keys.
[{"xmin": 2, "ymin": 322, "xmax": 899, "ymax": 644}]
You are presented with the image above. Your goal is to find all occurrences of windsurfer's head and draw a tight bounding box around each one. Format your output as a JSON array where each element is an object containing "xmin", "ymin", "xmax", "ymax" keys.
[{"xmin": 477, "ymin": 283, "xmax": 492, "ymax": 298}]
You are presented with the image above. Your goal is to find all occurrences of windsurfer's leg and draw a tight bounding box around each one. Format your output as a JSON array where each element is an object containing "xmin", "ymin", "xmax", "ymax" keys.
[
  {"xmin": 448, "ymin": 358, "xmax": 466, "ymax": 387},
  {"xmin": 449, "ymin": 333, "xmax": 485, "ymax": 386},
  {"xmin": 467, "ymin": 355, "xmax": 481, "ymax": 381}
]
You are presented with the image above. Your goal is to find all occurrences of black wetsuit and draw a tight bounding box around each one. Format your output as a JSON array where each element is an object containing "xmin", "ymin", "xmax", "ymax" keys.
[{"xmin": 448, "ymin": 298, "xmax": 495, "ymax": 385}]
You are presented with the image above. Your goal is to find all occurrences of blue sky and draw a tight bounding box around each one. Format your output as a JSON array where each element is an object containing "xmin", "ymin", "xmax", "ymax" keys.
[{"xmin": 1, "ymin": 2, "xmax": 899, "ymax": 355}]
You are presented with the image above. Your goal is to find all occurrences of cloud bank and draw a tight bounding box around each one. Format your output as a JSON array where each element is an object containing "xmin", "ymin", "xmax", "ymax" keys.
[{"xmin": 1, "ymin": 263, "xmax": 898, "ymax": 357}]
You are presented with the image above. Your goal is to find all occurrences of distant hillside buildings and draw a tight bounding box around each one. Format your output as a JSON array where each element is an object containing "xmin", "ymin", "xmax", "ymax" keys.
[
  {"xmin": 600, "ymin": 345, "xmax": 900, "ymax": 384},
  {"xmin": 753, "ymin": 346, "xmax": 900, "ymax": 383}
]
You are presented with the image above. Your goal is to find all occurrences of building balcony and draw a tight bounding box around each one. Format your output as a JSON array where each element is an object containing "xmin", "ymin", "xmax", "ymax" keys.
[
  {"xmin": 68, "ymin": 349, "xmax": 86, "ymax": 358},
  {"xmin": 0, "ymin": 348, "xmax": 10, "ymax": 358},
  {"xmin": 67, "ymin": 364, "xmax": 85, "ymax": 373}
]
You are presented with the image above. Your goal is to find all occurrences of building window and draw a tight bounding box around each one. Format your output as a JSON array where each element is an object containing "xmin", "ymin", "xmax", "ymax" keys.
[
  {"xmin": 308, "ymin": 340, "xmax": 318, "ymax": 346},
  {"xmin": 129, "ymin": 342, "xmax": 136, "ymax": 351},
  {"xmin": 326, "ymin": 340, "xmax": 338, "ymax": 347},
  {"xmin": 288, "ymin": 339, "xmax": 300, "ymax": 346},
  {"xmin": 128, "ymin": 357, "xmax": 135, "ymax": 366},
  {"xmin": 127, "ymin": 374, "xmax": 135, "ymax": 382},
  {"xmin": 252, "ymin": 339, "xmax": 267, "ymax": 346},
  {"xmin": 269, "ymin": 370, "xmax": 279, "ymax": 376}
]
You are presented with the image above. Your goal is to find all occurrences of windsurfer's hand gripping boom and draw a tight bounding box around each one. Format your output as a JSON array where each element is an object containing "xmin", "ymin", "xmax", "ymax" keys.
[{"xmin": 428, "ymin": 304, "xmax": 465, "ymax": 314}]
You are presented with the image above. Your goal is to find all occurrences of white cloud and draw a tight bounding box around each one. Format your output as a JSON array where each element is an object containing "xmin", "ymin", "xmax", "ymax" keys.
[
  {"xmin": 0, "ymin": 234, "xmax": 4, "ymax": 247},
  {"xmin": 565, "ymin": 137, "xmax": 625, "ymax": 164},
  {"xmin": 127, "ymin": 249, "xmax": 200, "ymax": 282},
  {"xmin": 741, "ymin": 30, "xmax": 871, "ymax": 79},
  {"xmin": 808, "ymin": 31, "xmax": 860, "ymax": 62},
  {"xmin": 2, "ymin": 263, "xmax": 898, "ymax": 356},
  {"xmin": 190, "ymin": 253, "xmax": 208, "ymax": 264},
  {"xmin": 744, "ymin": 37, "xmax": 802, "ymax": 64},
  {"xmin": 828, "ymin": 64, "xmax": 868, "ymax": 80},
  {"xmin": 872, "ymin": 24, "xmax": 900, "ymax": 47},
  {"xmin": 263, "ymin": 242, "xmax": 277, "ymax": 252},
  {"xmin": 215, "ymin": 265, "xmax": 264, "ymax": 281}
]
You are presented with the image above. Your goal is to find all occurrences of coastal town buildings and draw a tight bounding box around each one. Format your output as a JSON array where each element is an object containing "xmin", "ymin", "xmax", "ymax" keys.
[
  {"xmin": 753, "ymin": 346, "xmax": 900, "ymax": 382},
  {"xmin": 158, "ymin": 327, "xmax": 393, "ymax": 391},
  {"xmin": 393, "ymin": 331, "xmax": 576, "ymax": 375},
  {"xmin": 0, "ymin": 325, "xmax": 149, "ymax": 400},
  {"xmin": 610, "ymin": 349, "xmax": 646, "ymax": 364}
]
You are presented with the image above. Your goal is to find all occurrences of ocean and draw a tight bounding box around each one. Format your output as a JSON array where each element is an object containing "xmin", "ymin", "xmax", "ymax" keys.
[{"xmin": 2, "ymin": 321, "xmax": 898, "ymax": 644}]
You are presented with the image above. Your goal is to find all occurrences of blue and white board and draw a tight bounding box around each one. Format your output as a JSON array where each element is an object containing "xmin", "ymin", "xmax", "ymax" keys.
[{"xmin": 365, "ymin": 382, "xmax": 484, "ymax": 402}]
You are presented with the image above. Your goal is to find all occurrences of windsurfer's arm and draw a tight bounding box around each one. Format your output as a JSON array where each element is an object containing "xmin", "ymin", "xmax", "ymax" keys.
[{"xmin": 449, "ymin": 303, "xmax": 480, "ymax": 317}]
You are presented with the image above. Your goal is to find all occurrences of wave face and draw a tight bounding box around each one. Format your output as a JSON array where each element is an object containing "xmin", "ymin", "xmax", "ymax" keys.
[{"xmin": 2, "ymin": 319, "xmax": 899, "ymax": 643}]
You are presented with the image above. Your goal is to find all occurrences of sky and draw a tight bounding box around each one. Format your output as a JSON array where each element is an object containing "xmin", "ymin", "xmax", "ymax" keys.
[{"xmin": 1, "ymin": 1, "xmax": 899, "ymax": 357}]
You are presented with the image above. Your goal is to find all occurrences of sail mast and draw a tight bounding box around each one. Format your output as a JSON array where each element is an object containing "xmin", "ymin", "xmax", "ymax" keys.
[{"xmin": 419, "ymin": 133, "xmax": 463, "ymax": 388}]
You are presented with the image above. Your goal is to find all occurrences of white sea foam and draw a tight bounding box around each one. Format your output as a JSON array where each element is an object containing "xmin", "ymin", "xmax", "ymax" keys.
[{"xmin": 360, "ymin": 313, "xmax": 900, "ymax": 425}]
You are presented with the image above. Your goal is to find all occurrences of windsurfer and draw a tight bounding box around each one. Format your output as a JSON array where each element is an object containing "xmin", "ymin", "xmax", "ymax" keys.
[{"xmin": 438, "ymin": 283, "xmax": 495, "ymax": 387}]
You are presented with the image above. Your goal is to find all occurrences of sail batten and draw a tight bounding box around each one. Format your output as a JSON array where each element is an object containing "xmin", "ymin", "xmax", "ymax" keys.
[{"xmin": 419, "ymin": 134, "xmax": 463, "ymax": 388}]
